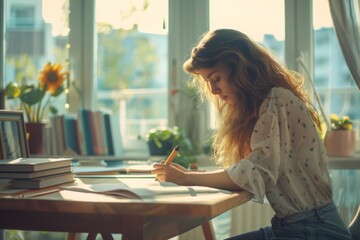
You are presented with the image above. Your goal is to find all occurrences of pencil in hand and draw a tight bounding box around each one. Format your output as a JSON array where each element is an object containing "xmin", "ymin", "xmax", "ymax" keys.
[{"xmin": 164, "ymin": 145, "xmax": 180, "ymax": 165}]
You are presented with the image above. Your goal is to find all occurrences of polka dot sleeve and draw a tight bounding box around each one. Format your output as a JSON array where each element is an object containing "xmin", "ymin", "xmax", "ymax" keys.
[{"xmin": 225, "ymin": 109, "xmax": 282, "ymax": 203}]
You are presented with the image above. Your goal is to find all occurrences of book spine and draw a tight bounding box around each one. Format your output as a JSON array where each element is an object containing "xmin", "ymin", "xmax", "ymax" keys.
[
  {"xmin": 50, "ymin": 117, "xmax": 59, "ymax": 155},
  {"xmin": 54, "ymin": 115, "xmax": 66, "ymax": 155},
  {"xmin": 103, "ymin": 113, "xmax": 114, "ymax": 155},
  {"xmin": 88, "ymin": 111, "xmax": 99, "ymax": 155},
  {"xmin": 0, "ymin": 125, "xmax": 5, "ymax": 159},
  {"xmin": 78, "ymin": 109, "xmax": 94, "ymax": 155},
  {"xmin": 74, "ymin": 118, "xmax": 84, "ymax": 155},
  {"xmin": 63, "ymin": 116, "xmax": 79, "ymax": 154},
  {"xmin": 110, "ymin": 113, "xmax": 124, "ymax": 155},
  {"xmin": 91, "ymin": 111, "xmax": 107, "ymax": 155},
  {"xmin": 43, "ymin": 123, "xmax": 52, "ymax": 156}
]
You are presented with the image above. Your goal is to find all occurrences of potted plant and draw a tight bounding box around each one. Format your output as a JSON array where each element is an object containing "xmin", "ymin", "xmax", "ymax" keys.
[
  {"xmin": 4, "ymin": 62, "xmax": 67, "ymax": 154},
  {"xmin": 324, "ymin": 114, "xmax": 356, "ymax": 157},
  {"xmin": 145, "ymin": 126, "xmax": 197, "ymax": 168}
]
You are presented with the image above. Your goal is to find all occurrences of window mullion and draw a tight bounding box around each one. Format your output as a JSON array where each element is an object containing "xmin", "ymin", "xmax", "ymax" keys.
[
  {"xmin": 168, "ymin": 0, "xmax": 209, "ymax": 152},
  {"xmin": 69, "ymin": 0, "xmax": 96, "ymax": 112},
  {"xmin": 285, "ymin": 0, "xmax": 313, "ymax": 82},
  {"xmin": 0, "ymin": 0, "xmax": 5, "ymax": 108}
]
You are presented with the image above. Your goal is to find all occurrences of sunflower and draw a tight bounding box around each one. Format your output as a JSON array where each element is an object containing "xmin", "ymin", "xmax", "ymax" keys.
[
  {"xmin": 38, "ymin": 62, "xmax": 67, "ymax": 94},
  {"xmin": 5, "ymin": 61, "xmax": 67, "ymax": 123}
]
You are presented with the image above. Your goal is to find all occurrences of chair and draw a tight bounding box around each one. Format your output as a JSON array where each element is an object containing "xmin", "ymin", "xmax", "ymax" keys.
[{"xmin": 349, "ymin": 205, "xmax": 360, "ymax": 240}]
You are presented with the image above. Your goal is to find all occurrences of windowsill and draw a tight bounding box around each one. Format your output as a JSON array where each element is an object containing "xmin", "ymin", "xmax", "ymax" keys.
[
  {"xmin": 328, "ymin": 154, "xmax": 360, "ymax": 169},
  {"xmin": 32, "ymin": 151, "xmax": 360, "ymax": 170},
  {"xmin": 196, "ymin": 153, "xmax": 360, "ymax": 170}
]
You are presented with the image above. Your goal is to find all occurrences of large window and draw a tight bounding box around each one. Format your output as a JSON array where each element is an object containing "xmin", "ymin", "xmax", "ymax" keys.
[
  {"xmin": 313, "ymin": 0, "xmax": 360, "ymax": 225},
  {"xmin": 4, "ymin": 0, "xmax": 69, "ymax": 118},
  {"xmin": 313, "ymin": 0, "xmax": 360, "ymax": 121},
  {"xmin": 95, "ymin": 0, "xmax": 168, "ymax": 148},
  {"xmin": 210, "ymin": 0, "xmax": 285, "ymax": 59},
  {"xmin": 209, "ymin": 0, "xmax": 285, "ymax": 129},
  {"xmin": 2, "ymin": 1, "xmax": 358, "ymax": 152}
]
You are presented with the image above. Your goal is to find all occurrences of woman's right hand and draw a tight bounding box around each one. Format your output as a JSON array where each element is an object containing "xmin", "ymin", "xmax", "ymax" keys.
[{"xmin": 151, "ymin": 162, "xmax": 190, "ymax": 185}]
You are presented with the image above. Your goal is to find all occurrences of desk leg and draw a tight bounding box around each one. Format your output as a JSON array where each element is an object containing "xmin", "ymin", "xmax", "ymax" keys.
[
  {"xmin": 122, "ymin": 216, "xmax": 144, "ymax": 240},
  {"xmin": 101, "ymin": 233, "xmax": 114, "ymax": 240},
  {"xmin": 67, "ymin": 232, "xmax": 77, "ymax": 240},
  {"xmin": 202, "ymin": 221, "xmax": 215, "ymax": 240},
  {"xmin": 86, "ymin": 232, "xmax": 97, "ymax": 240},
  {"xmin": 85, "ymin": 232, "xmax": 114, "ymax": 240}
]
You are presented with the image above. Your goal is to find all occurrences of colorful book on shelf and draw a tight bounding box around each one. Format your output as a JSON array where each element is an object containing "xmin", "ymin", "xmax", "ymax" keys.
[
  {"xmin": 51, "ymin": 115, "xmax": 66, "ymax": 155},
  {"xmin": 10, "ymin": 172, "xmax": 75, "ymax": 189},
  {"xmin": 103, "ymin": 113, "xmax": 114, "ymax": 155},
  {"xmin": 0, "ymin": 166, "xmax": 72, "ymax": 179},
  {"xmin": 78, "ymin": 108, "xmax": 94, "ymax": 155},
  {"xmin": 91, "ymin": 111, "xmax": 108, "ymax": 155},
  {"xmin": 109, "ymin": 113, "xmax": 124, "ymax": 155},
  {"xmin": 63, "ymin": 115, "xmax": 82, "ymax": 154},
  {"xmin": 43, "ymin": 123, "xmax": 54, "ymax": 156},
  {"xmin": 0, "ymin": 158, "xmax": 73, "ymax": 172}
]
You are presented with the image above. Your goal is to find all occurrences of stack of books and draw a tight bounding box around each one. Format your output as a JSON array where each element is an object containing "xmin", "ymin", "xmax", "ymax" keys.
[{"xmin": 0, "ymin": 158, "xmax": 74, "ymax": 189}]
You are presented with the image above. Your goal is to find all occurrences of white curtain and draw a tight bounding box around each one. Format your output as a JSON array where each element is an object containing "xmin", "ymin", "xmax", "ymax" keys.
[
  {"xmin": 329, "ymin": 0, "xmax": 360, "ymax": 89},
  {"xmin": 328, "ymin": 0, "xmax": 360, "ymax": 224}
]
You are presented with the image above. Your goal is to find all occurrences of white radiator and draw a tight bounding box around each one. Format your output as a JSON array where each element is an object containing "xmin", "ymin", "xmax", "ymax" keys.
[
  {"xmin": 230, "ymin": 201, "xmax": 274, "ymax": 236},
  {"xmin": 178, "ymin": 201, "xmax": 274, "ymax": 240}
]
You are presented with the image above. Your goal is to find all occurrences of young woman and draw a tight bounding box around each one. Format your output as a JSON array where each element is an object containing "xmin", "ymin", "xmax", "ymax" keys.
[{"xmin": 151, "ymin": 29, "xmax": 352, "ymax": 240}]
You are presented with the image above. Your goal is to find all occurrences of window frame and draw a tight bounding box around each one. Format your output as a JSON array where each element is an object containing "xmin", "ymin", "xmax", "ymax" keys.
[{"xmin": 0, "ymin": 0, "xmax": 316, "ymax": 154}]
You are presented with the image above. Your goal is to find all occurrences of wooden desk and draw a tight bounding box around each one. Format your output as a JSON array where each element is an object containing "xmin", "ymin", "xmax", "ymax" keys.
[{"xmin": 0, "ymin": 177, "xmax": 251, "ymax": 240}]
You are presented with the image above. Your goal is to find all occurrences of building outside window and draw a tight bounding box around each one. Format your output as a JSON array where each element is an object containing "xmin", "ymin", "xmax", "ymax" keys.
[
  {"xmin": 313, "ymin": 0, "xmax": 360, "ymax": 120},
  {"xmin": 95, "ymin": 0, "xmax": 168, "ymax": 148},
  {"xmin": 4, "ymin": 0, "xmax": 69, "ymax": 119}
]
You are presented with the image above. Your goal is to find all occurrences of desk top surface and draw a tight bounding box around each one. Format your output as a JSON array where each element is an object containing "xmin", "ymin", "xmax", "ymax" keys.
[
  {"xmin": 0, "ymin": 177, "xmax": 251, "ymax": 218},
  {"xmin": 0, "ymin": 176, "xmax": 252, "ymax": 239}
]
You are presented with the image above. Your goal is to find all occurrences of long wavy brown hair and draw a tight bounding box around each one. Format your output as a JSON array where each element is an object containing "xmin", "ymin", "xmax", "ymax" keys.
[{"xmin": 183, "ymin": 29, "xmax": 321, "ymax": 167}]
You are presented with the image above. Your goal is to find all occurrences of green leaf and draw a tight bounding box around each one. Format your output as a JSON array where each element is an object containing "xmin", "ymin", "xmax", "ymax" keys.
[
  {"xmin": 51, "ymin": 85, "xmax": 65, "ymax": 97},
  {"xmin": 4, "ymin": 82, "xmax": 20, "ymax": 98},
  {"xmin": 48, "ymin": 105, "xmax": 58, "ymax": 114},
  {"xmin": 20, "ymin": 88, "xmax": 46, "ymax": 105}
]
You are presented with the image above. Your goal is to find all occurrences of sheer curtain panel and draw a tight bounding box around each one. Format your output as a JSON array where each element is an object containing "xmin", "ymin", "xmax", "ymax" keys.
[{"xmin": 329, "ymin": 0, "xmax": 360, "ymax": 89}]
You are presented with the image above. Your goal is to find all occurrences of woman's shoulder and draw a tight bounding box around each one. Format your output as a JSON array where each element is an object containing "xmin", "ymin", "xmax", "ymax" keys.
[
  {"xmin": 259, "ymin": 87, "xmax": 298, "ymax": 114},
  {"xmin": 268, "ymin": 87, "xmax": 300, "ymax": 104},
  {"xmin": 269, "ymin": 87, "xmax": 295, "ymax": 98}
]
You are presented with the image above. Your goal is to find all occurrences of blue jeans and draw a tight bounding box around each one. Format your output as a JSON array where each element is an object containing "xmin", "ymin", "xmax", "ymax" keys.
[{"xmin": 226, "ymin": 201, "xmax": 353, "ymax": 240}]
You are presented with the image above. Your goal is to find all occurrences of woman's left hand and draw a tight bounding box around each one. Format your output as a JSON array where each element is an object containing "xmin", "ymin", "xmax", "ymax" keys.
[{"xmin": 151, "ymin": 162, "xmax": 189, "ymax": 185}]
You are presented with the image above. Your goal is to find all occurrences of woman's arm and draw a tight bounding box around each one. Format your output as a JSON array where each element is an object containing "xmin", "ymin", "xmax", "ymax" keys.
[{"xmin": 152, "ymin": 163, "xmax": 243, "ymax": 191}]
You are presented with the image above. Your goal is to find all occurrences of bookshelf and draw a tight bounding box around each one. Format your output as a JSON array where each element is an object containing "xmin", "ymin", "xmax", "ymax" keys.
[{"xmin": 41, "ymin": 109, "xmax": 126, "ymax": 159}]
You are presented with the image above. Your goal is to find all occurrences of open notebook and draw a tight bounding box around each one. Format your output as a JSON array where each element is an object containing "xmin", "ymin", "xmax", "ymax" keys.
[{"xmin": 61, "ymin": 181, "xmax": 230, "ymax": 199}]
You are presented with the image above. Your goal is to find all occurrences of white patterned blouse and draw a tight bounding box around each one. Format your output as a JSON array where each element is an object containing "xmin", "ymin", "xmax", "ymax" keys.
[{"xmin": 226, "ymin": 87, "xmax": 332, "ymax": 218}]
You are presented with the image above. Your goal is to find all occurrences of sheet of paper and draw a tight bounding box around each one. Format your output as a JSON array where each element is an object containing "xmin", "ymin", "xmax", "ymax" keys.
[
  {"xmin": 74, "ymin": 164, "xmax": 154, "ymax": 175},
  {"xmin": 61, "ymin": 180, "xmax": 229, "ymax": 199}
]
